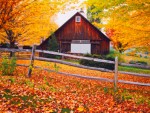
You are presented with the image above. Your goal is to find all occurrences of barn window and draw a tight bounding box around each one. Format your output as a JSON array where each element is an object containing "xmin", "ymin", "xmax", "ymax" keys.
[{"xmin": 75, "ymin": 16, "xmax": 81, "ymax": 22}]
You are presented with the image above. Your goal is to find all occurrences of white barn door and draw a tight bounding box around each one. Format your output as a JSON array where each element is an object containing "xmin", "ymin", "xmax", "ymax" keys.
[{"xmin": 71, "ymin": 40, "xmax": 91, "ymax": 54}]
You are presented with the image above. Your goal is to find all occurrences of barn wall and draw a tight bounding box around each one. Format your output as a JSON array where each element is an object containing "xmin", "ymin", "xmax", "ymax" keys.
[
  {"xmin": 100, "ymin": 40, "xmax": 110, "ymax": 54},
  {"xmin": 91, "ymin": 44, "xmax": 100, "ymax": 54},
  {"xmin": 60, "ymin": 42, "xmax": 71, "ymax": 53}
]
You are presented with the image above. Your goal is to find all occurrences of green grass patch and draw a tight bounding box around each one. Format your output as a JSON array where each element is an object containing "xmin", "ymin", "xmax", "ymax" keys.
[
  {"xmin": 118, "ymin": 66, "xmax": 150, "ymax": 74},
  {"xmin": 64, "ymin": 59, "xmax": 79, "ymax": 64}
]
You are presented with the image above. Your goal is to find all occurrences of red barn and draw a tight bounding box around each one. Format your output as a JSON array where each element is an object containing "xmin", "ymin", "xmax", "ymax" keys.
[{"xmin": 39, "ymin": 12, "xmax": 110, "ymax": 55}]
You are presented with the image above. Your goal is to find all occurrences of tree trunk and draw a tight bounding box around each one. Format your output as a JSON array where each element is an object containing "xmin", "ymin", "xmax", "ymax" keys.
[{"xmin": 9, "ymin": 41, "xmax": 15, "ymax": 57}]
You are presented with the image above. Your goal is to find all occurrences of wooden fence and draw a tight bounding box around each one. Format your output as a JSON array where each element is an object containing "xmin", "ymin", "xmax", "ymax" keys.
[{"xmin": 0, "ymin": 46, "xmax": 150, "ymax": 91}]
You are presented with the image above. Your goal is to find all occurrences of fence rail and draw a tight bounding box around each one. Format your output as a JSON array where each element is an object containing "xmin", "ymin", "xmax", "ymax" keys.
[
  {"xmin": 35, "ymin": 57, "xmax": 113, "ymax": 72},
  {"xmin": 0, "ymin": 48, "xmax": 115, "ymax": 64},
  {"xmin": 5, "ymin": 56, "xmax": 149, "ymax": 78},
  {"xmin": 0, "ymin": 47, "xmax": 150, "ymax": 89},
  {"xmin": 119, "ymin": 71, "xmax": 150, "ymax": 78},
  {"xmin": 0, "ymin": 48, "xmax": 149, "ymax": 77},
  {"xmin": 15, "ymin": 64, "xmax": 150, "ymax": 87},
  {"xmin": 36, "ymin": 50, "xmax": 115, "ymax": 64},
  {"xmin": 120, "ymin": 63, "xmax": 150, "ymax": 69},
  {"xmin": 0, "ymin": 48, "xmax": 32, "ymax": 52}
]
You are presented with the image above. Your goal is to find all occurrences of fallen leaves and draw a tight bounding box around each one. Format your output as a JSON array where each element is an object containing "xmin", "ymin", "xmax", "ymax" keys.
[{"xmin": 0, "ymin": 60, "xmax": 150, "ymax": 112}]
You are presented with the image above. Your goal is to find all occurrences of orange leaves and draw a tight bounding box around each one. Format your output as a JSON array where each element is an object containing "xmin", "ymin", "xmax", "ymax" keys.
[
  {"xmin": 0, "ymin": 60, "xmax": 150, "ymax": 112},
  {"xmin": 0, "ymin": 0, "xmax": 63, "ymax": 45}
]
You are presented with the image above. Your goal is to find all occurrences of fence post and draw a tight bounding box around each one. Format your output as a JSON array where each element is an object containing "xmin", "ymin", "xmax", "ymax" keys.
[
  {"xmin": 27, "ymin": 45, "xmax": 36, "ymax": 77},
  {"xmin": 114, "ymin": 56, "xmax": 118, "ymax": 92}
]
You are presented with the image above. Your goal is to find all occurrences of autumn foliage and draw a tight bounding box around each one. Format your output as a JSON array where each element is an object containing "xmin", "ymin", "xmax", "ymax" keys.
[
  {"xmin": 0, "ymin": 0, "xmax": 79, "ymax": 47},
  {"xmin": 0, "ymin": 60, "xmax": 150, "ymax": 112},
  {"xmin": 86, "ymin": 0, "xmax": 150, "ymax": 52}
]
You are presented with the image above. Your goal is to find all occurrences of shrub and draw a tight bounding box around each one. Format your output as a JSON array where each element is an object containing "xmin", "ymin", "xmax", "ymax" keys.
[
  {"xmin": 45, "ymin": 34, "xmax": 61, "ymax": 59},
  {"xmin": 106, "ymin": 54, "xmax": 115, "ymax": 61},
  {"xmin": 129, "ymin": 60, "xmax": 137, "ymax": 64},
  {"xmin": 83, "ymin": 53, "xmax": 92, "ymax": 57},
  {"xmin": 136, "ymin": 61, "xmax": 147, "ymax": 65},
  {"xmin": 79, "ymin": 54, "xmax": 115, "ymax": 70},
  {"xmin": 129, "ymin": 60, "xmax": 147, "ymax": 65},
  {"xmin": 92, "ymin": 54, "xmax": 104, "ymax": 59},
  {"xmin": 0, "ymin": 56, "xmax": 16, "ymax": 75},
  {"xmin": 106, "ymin": 50, "xmax": 124, "ymax": 62},
  {"xmin": 45, "ymin": 53, "xmax": 61, "ymax": 59},
  {"xmin": 0, "ymin": 42, "xmax": 18, "ymax": 48},
  {"xmin": 144, "ymin": 56, "xmax": 148, "ymax": 58}
]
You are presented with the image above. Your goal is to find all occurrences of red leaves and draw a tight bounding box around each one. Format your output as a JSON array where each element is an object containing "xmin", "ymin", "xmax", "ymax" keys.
[{"xmin": 0, "ymin": 60, "xmax": 150, "ymax": 112}]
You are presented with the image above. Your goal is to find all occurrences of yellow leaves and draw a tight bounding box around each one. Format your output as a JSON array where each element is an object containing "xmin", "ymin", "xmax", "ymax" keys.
[
  {"xmin": 86, "ymin": 0, "xmax": 150, "ymax": 51},
  {"xmin": 77, "ymin": 106, "xmax": 85, "ymax": 112},
  {"xmin": 0, "ymin": 0, "xmax": 77, "ymax": 45},
  {"xmin": 49, "ymin": 109, "xmax": 54, "ymax": 112}
]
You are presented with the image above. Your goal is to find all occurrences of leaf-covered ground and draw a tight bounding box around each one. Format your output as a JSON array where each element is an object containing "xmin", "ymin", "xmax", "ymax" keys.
[{"xmin": 0, "ymin": 60, "xmax": 150, "ymax": 112}]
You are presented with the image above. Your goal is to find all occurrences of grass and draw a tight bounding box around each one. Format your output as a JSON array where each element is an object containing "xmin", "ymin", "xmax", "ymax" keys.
[
  {"xmin": 118, "ymin": 66, "xmax": 150, "ymax": 74},
  {"xmin": 64, "ymin": 59, "xmax": 79, "ymax": 64}
]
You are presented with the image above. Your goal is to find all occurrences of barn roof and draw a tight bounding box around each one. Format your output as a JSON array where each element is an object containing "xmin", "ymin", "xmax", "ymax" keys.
[
  {"xmin": 39, "ymin": 12, "xmax": 110, "ymax": 46},
  {"xmin": 55, "ymin": 12, "xmax": 110, "ymax": 41}
]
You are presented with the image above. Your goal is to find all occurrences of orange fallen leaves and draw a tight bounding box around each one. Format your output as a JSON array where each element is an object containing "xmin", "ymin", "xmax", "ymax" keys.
[{"xmin": 0, "ymin": 60, "xmax": 150, "ymax": 112}]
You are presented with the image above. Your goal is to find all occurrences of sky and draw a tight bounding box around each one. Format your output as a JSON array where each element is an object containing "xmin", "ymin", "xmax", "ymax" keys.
[{"xmin": 55, "ymin": 0, "xmax": 86, "ymax": 27}]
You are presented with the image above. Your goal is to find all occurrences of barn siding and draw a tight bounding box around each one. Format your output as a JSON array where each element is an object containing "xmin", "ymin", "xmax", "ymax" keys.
[
  {"xmin": 91, "ymin": 44, "xmax": 100, "ymax": 54},
  {"xmin": 60, "ymin": 42, "xmax": 71, "ymax": 53},
  {"xmin": 56, "ymin": 13, "xmax": 102, "ymax": 41},
  {"xmin": 100, "ymin": 40, "xmax": 110, "ymax": 54}
]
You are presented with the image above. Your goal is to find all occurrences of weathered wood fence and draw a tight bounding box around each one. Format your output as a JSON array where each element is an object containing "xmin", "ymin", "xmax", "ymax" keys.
[{"xmin": 0, "ymin": 46, "xmax": 150, "ymax": 91}]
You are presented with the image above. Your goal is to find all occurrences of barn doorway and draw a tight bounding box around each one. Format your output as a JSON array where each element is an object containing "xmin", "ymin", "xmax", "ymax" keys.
[{"xmin": 71, "ymin": 40, "xmax": 91, "ymax": 54}]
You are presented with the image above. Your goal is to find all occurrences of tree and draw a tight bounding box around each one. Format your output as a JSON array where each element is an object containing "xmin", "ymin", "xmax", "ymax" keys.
[
  {"xmin": 106, "ymin": 29, "xmax": 128, "ymax": 53},
  {"xmin": 46, "ymin": 34, "xmax": 60, "ymax": 59},
  {"xmin": 0, "ymin": 0, "xmax": 56, "ymax": 48},
  {"xmin": 0, "ymin": 0, "xmax": 79, "ymax": 49},
  {"xmin": 48, "ymin": 34, "xmax": 59, "ymax": 52},
  {"xmin": 86, "ymin": 0, "xmax": 150, "ymax": 52},
  {"xmin": 87, "ymin": 5, "xmax": 101, "ymax": 26}
]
